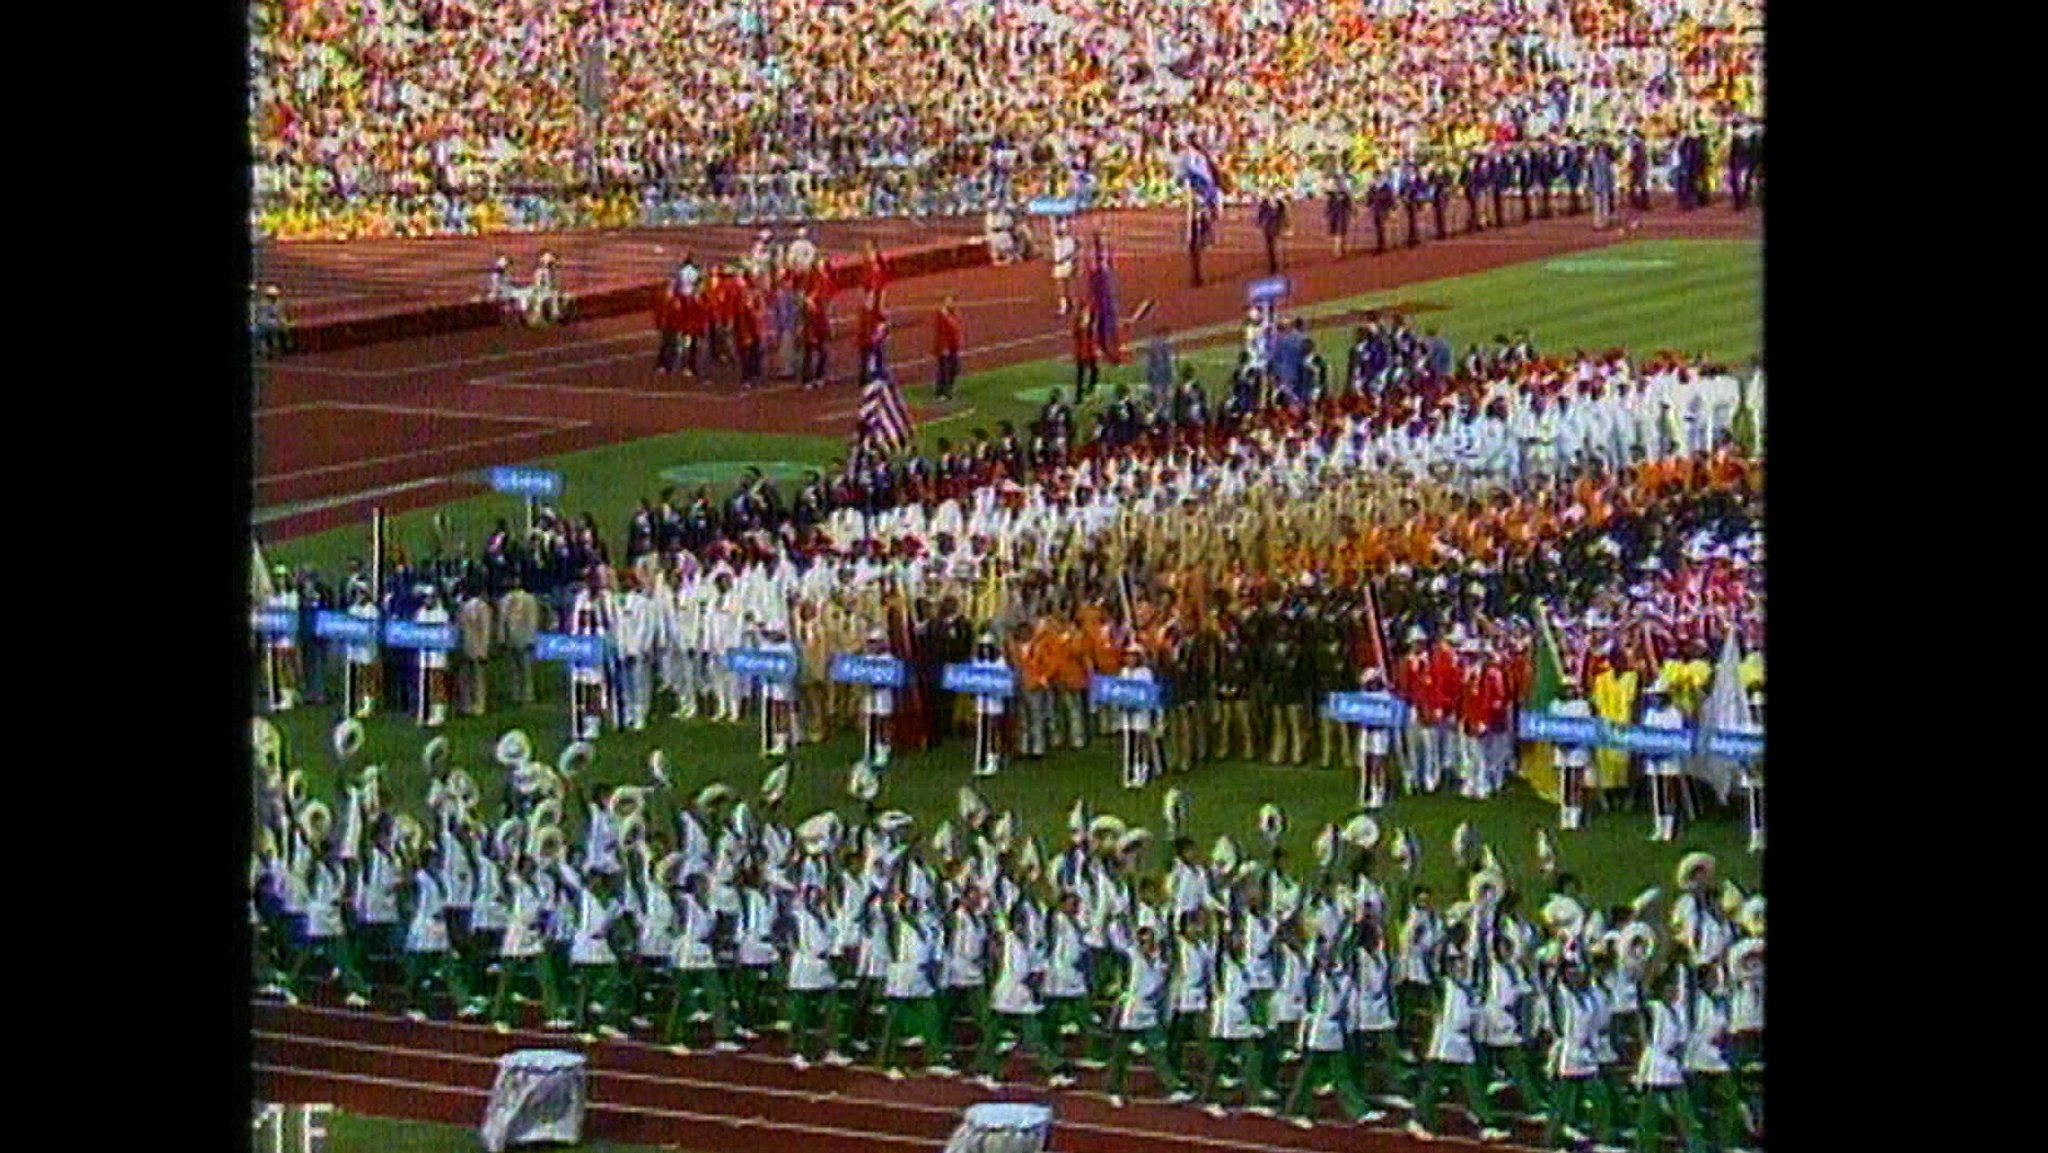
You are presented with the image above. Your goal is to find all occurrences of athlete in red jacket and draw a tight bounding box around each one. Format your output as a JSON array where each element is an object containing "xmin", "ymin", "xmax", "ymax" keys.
[{"xmin": 931, "ymin": 296, "xmax": 964, "ymax": 400}]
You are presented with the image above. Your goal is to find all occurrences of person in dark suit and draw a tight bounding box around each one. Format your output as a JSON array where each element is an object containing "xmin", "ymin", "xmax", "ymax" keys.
[
  {"xmin": 1564, "ymin": 142, "xmax": 1587, "ymax": 215},
  {"xmin": 1430, "ymin": 165, "xmax": 1451, "ymax": 240},
  {"xmin": 1324, "ymin": 175, "xmax": 1354, "ymax": 258},
  {"xmin": 1403, "ymin": 167, "xmax": 1426, "ymax": 247},
  {"xmin": 1536, "ymin": 143, "xmax": 1556, "ymax": 218},
  {"xmin": 1516, "ymin": 145, "xmax": 1537, "ymax": 222},
  {"xmin": 1257, "ymin": 192, "xmax": 1290, "ymax": 274},
  {"xmin": 1489, "ymin": 147, "xmax": 1510, "ymax": 227},
  {"xmin": 1629, "ymin": 132, "xmax": 1651, "ymax": 211},
  {"xmin": 1368, "ymin": 174, "xmax": 1396, "ymax": 254},
  {"xmin": 1462, "ymin": 154, "xmax": 1486, "ymax": 232}
]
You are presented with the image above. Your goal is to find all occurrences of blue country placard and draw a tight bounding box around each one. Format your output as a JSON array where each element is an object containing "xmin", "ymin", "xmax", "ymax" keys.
[
  {"xmin": 1518, "ymin": 712, "xmax": 1607, "ymax": 747},
  {"xmin": 487, "ymin": 466, "xmax": 563, "ymax": 498},
  {"xmin": 250, "ymin": 607, "xmax": 298, "ymax": 636},
  {"xmin": 1325, "ymin": 691, "xmax": 1408, "ymax": 727},
  {"xmin": 943, "ymin": 662, "xmax": 1016, "ymax": 698},
  {"xmin": 1248, "ymin": 275, "xmax": 1290, "ymax": 305},
  {"xmin": 831, "ymin": 653, "xmax": 908, "ymax": 688},
  {"xmin": 383, "ymin": 620, "xmax": 457, "ymax": 651},
  {"xmin": 1089, "ymin": 673, "xmax": 1162, "ymax": 711},
  {"xmin": 1027, "ymin": 196, "xmax": 1076, "ymax": 217},
  {"xmin": 726, "ymin": 647, "xmax": 799, "ymax": 684},
  {"xmin": 314, "ymin": 611, "xmax": 379, "ymax": 644},
  {"xmin": 1706, "ymin": 729, "xmax": 1765, "ymax": 761},
  {"xmin": 534, "ymin": 632, "xmax": 608, "ymax": 665},
  {"xmin": 1608, "ymin": 724, "xmax": 1695, "ymax": 757}
]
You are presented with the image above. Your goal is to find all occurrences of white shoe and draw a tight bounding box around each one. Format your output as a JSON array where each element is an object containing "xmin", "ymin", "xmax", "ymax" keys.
[
  {"xmin": 1047, "ymin": 1074, "xmax": 1075, "ymax": 1087},
  {"xmin": 1478, "ymin": 1127, "xmax": 1511, "ymax": 1142},
  {"xmin": 791, "ymin": 1055, "xmax": 811, "ymax": 1071},
  {"xmin": 667, "ymin": 1043, "xmax": 693, "ymax": 1056},
  {"xmin": 1248, "ymin": 1105, "xmax": 1276, "ymax": 1117},
  {"xmin": 714, "ymin": 1041, "xmax": 742, "ymax": 1052},
  {"xmin": 1108, "ymin": 1094, "xmax": 1126, "ymax": 1109},
  {"xmin": 1167, "ymin": 1090, "xmax": 1194, "ymax": 1104},
  {"xmin": 598, "ymin": 1025, "xmax": 626, "ymax": 1040},
  {"xmin": 824, "ymin": 1051, "xmax": 852, "ymax": 1066},
  {"xmin": 344, "ymin": 993, "xmax": 369, "ymax": 1008},
  {"xmin": 1379, "ymin": 1094, "xmax": 1413, "ymax": 1109},
  {"xmin": 544, "ymin": 1018, "xmax": 572, "ymax": 1030},
  {"xmin": 1204, "ymin": 1104, "xmax": 1228, "ymax": 1119},
  {"xmin": 1289, "ymin": 1115, "xmax": 1314, "ymax": 1130},
  {"xmin": 973, "ymin": 1074, "xmax": 1000, "ymax": 1090},
  {"xmin": 1405, "ymin": 1120, "xmax": 1435, "ymax": 1141},
  {"xmin": 404, "ymin": 1009, "xmax": 427, "ymax": 1022},
  {"xmin": 492, "ymin": 1021, "xmax": 510, "ymax": 1035},
  {"xmin": 928, "ymin": 1064, "xmax": 958, "ymax": 1078},
  {"xmin": 1360, "ymin": 1109, "xmax": 1387, "ymax": 1122},
  {"xmin": 886, "ymin": 1067, "xmax": 906, "ymax": 1081},
  {"xmin": 578, "ymin": 1032, "xmax": 599, "ymax": 1044}
]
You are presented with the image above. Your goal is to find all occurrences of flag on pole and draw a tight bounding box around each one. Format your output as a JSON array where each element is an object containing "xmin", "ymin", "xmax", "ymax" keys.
[
  {"xmin": 1693, "ymin": 626, "xmax": 1752, "ymax": 802},
  {"xmin": 1517, "ymin": 604, "xmax": 1568, "ymax": 803},
  {"xmin": 1361, "ymin": 581, "xmax": 1390, "ymax": 676},
  {"xmin": 251, "ymin": 537, "xmax": 274, "ymax": 602},
  {"xmin": 855, "ymin": 368, "xmax": 915, "ymax": 456}
]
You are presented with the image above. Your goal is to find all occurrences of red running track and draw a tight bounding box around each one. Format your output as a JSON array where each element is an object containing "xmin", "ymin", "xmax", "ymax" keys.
[
  {"xmin": 254, "ymin": 198, "xmax": 1757, "ymax": 541},
  {"xmin": 255, "ymin": 998, "xmax": 1548, "ymax": 1153}
]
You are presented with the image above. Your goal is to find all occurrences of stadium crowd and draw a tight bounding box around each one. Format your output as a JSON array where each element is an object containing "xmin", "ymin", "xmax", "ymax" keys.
[
  {"xmin": 257, "ymin": 315, "xmax": 1764, "ymax": 841},
  {"xmin": 251, "ymin": 721, "xmax": 1765, "ymax": 1149},
  {"xmin": 250, "ymin": 0, "xmax": 1762, "ymax": 240}
]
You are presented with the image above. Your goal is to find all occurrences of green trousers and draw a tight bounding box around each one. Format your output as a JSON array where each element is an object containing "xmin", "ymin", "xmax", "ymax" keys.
[
  {"xmin": 1105, "ymin": 1024, "xmax": 1183, "ymax": 1095},
  {"xmin": 1633, "ymin": 1083, "xmax": 1706, "ymax": 1153},
  {"xmin": 664, "ymin": 968, "xmax": 733, "ymax": 1046},
  {"xmin": 572, "ymin": 963, "xmax": 623, "ymax": 1030},
  {"xmin": 1345, "ymin": 1030, "xmax": 1404, "ymax": 1098},
  {"xmin": 292, "ymin": 934, "xmax": 370, "ymax": 998},
  {"xmin": 1042, "ymin": 995, "xmax": 1091, "ymax": 1056},
  {"xmin": 1200, "ymin": 1036, "xmax": 1266, "ymax": 1106},
  {"xmin": 845, "ymin": 977, "xmax": 884, "ymax": 1050},
  {"xmin": 941, "ymin": 984, "xmax": 991, "ymax": 1062},
  {"xmin": 733, "ymin": 965, "xmax": 781, "ymax": 1029},
  {"xmin": 1688, "ymin": 1071, "xmax": 1742, "ymax": 1152},
  {"xmin": 1483, "ymin": 1042, "xmax": 1548, "ymax": 1117},
  {"xmin": 787, "ymin": 986, "xmax": 844, "ymax": 1060},
  {"xmin": 490, "ymin": 954, "xmax": 561, "ymax": 1025},
  {"xmin": 978, "ymin": 1010, "xmax": 1064, "ymax": 1078},
  {"xmin": 1166, "ymin": 1010, "xmax": 1206, "ymax": 1077},
  {"xmin": 1414, "ymin": 1058, "xmax": 1496, "ymax": 1131},
  {"xmin": 1546, "ymin": 1074, "xmax": 1620, "ymax": 1147},
  {"xmin": 877, "ymin": 996, "xmax": 945, "ymax": 1070},
  {"xmin": 1286, "ymin": 1049, "xmax": 1374, "ymax": 1121},
  {"xmin": 402, "ymin": 950, "xmax": 471, "ymax": 1015}
]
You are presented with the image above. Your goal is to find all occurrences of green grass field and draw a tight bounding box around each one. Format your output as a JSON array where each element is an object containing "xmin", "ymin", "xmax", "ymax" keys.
[
  {"xmin": 256, "ymin": 236, "xmax": 1763, "ymax": 912},
  {"xmin": 264, "ymin": 238, "xmax": 1759, "ymax": 578}
]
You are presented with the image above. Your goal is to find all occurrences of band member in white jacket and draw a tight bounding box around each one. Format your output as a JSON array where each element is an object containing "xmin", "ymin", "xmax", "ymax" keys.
[
  {"xmin": 786, "ymin": 883, "xmax": 848, "ymax": 1069},
  {"xmin": 400, "ymin": 842, "xmax": 470, "ymax": 1020},
  {"xmin": 1543, "ymin": 961, "xmax": 1621, "ymax": 1150},
  {"xmin": 974, "ymin": 901, "xmax": 1072, "ymax": 1088},
  {"xmin": 1102, "ymin": 921, "xmax": 1190, "ymax": 1107},
  {"xmin": 1285, "ymin": 942, "xmax": 1384, "ymax": 1128},
  {"xmin": 1632, "ymin": 968, "xmax": 1705, "ymax": 1153},
  {"xmin": 1408, "ymin": 947, "xmax": 1507, "ymax": 1141},
  {"xmin": 1551, "ymin": 677, "xmax": 1598, "ymax": 830}
]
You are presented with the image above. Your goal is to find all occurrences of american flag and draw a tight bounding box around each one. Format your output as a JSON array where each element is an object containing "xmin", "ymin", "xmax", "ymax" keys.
[{"xmin": 855, "ymin": 369, "xmax": 915, "ymax": 456}]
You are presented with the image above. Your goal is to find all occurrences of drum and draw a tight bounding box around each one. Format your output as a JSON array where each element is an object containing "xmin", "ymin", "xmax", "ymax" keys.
[
  {"xmin": 479, "ymin": 1049, "xmax": 586, "ymax": 1153},
  {"xmin": 942, "ymin": 1102, "xmax": 1053, "ymax": 1153}
]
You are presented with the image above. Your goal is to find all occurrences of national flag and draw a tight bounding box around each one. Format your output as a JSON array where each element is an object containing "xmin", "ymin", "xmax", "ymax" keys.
[
  {"xmin": 1179, "ymin": 144, "xmax": 1229, "ymax": 208},
  {"xmin": 1692, "ymin": 624, "xmax": 1752, "ymax": 803},
  {"xmin": 855, "ymin": 369, "xmax": 914, "ymax": 456},
  {"xmin": 1517, "ymin": 603, "xmax": 1568, "ymax": 803},
  {"xmin": 1360, "ymin": 581, "xmax": 1390, "ymax": 677}
]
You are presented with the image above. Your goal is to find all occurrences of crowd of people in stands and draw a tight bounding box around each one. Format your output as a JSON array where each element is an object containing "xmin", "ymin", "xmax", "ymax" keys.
[
  {"xmin": 252, "ymin": 718, "xmax": 1765, "ymax": 1148},
  {"xmin": 249, "ymin": 0, "xmax": 1762, "ymax": 240}
]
